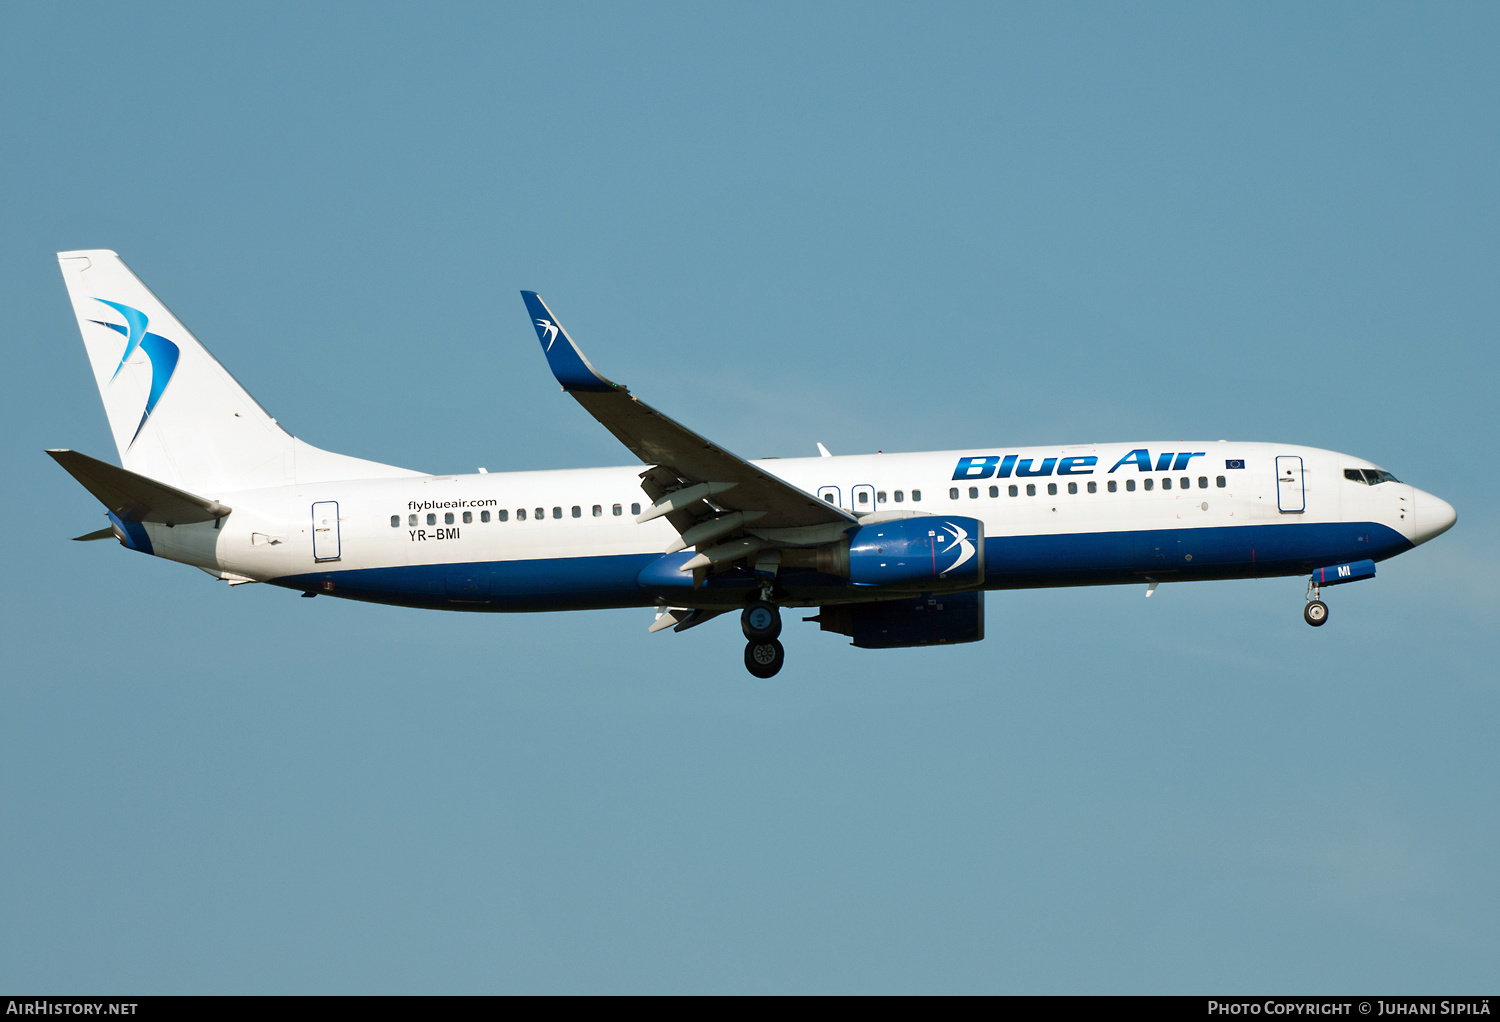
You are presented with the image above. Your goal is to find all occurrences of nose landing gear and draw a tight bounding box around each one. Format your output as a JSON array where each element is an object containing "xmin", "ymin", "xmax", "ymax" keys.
[
  {"xmin": 1304, "ymin": 579, "xmax": 1329, "ymax": 627},
  {"xmin": 741, "ymin": 599, "xmax": 785, "ymax": 676}
]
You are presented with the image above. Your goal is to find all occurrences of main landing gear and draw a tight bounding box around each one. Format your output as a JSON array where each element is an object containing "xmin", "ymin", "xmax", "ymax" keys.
[
  {"xmin": 742, "ymin": 599, "xmax": 785, "ymax": 677},
  {"xmin": 1304, "ymin": 579, "xmax": 1329, "ymax": 627}
]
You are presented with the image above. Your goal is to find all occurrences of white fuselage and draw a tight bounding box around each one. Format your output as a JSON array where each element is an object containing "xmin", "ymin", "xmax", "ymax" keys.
[{"xmin": 131, "ymin": 441, "xmax": 1452, "ymax": 611}]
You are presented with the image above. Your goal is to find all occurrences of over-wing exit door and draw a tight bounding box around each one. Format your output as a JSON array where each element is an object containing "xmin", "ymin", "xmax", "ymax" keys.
[{"xmin": 1276, "ymin": 456, "xmax": 1305, "ymax": 514}]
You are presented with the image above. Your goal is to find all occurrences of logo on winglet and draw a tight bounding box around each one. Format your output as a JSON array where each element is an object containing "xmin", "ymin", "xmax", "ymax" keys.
[
  {"xmin": 90, "ymin": 298, "xmax": 180, "ymax": 447},
  {"xmin": 535, "ymin": 318, "xmax": 560, "ymax": 350}
]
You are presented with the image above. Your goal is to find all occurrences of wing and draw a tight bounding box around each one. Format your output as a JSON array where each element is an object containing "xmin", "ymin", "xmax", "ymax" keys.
[{"xmin": 520, "ymin": 292, "xmax": 855, "ymax": 541}]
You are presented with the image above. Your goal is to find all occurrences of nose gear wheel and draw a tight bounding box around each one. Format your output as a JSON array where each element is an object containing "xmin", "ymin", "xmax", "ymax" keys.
[{"xmin": 1304, "ymin": 600, "xmax": 1328, "ymax": 626}]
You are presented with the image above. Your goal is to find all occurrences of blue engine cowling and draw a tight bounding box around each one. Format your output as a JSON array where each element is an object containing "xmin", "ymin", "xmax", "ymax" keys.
[
  {"xmin": 846, "ymin": 516, "xmax": 985, "ymax": 590},
  {"xmin": 815, "ymin": 591, "xmax": 984, "ymax": 648}
]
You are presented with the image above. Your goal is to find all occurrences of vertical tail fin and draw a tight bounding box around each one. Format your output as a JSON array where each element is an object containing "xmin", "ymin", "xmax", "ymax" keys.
[{"xmin": 57, "ymin": 251, "xmax": 419, "ymax": 493}]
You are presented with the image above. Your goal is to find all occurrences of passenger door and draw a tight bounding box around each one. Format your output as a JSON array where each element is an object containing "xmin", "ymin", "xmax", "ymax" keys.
[
  {"xmin": 312, "ymin": 501, "xmax": 341, "ymax": 561},
  {"xmin": 1275, "ymin": 456, "xmax": 1305, "ymax": 514}
]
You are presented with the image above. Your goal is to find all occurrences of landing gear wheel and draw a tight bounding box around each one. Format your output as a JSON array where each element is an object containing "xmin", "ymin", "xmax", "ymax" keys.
[
  {"xmin": 741, "ymin": 600, "xmax": 782, "ymax": 641},
  {"xmin": 1304, "ymin": 600, "xmax": 1329, "ymax": 627},
  {"xmin": 744, "ymin": 639, "xmax": 785, "ymax": 678}
]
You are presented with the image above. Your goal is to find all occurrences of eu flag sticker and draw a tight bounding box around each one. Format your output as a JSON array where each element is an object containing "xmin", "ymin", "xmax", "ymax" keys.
[{"xmin": 1225, "ymin": 459, "xmax": 1245, "ymax": 470}]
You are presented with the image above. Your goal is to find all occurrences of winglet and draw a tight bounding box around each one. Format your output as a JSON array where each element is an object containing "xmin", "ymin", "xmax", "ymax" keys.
[{"xmin": 520, "ymin": 292, "xmax": 616, "ymax": 392}]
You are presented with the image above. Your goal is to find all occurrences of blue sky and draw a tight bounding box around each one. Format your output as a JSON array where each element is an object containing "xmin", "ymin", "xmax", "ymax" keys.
[{"xmin": 2, "ymin": 2, "xmax": 1496, "ymax": 993}]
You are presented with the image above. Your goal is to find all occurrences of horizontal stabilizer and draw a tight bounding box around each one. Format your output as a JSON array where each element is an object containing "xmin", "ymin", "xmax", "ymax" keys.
[
  {"xmin": 72, "ymin": 527, "xmax": 117, "ymax": 542},
  {"xmin": 47, "ymin": 449, "xmax": 231, "ymax": 524}
]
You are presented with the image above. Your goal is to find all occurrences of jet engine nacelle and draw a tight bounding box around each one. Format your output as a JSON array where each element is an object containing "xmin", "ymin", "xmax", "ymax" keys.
[
  {"xmin": 820, "ymin": 515, "xmax": 985, "ymax": 590},
  {"xmin": 815, "ymin": 591, "xmax": 985, "ymax": 648}
]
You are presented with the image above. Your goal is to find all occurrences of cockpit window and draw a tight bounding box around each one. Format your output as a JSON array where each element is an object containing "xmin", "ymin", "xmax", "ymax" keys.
[
  {"xmin": 1346, "ymin": 468, "xmax": 1401, "ymax": 485},
  {"xmin": 1344, "ymin": 469, "xmax": 1365, "ymax": 483}
]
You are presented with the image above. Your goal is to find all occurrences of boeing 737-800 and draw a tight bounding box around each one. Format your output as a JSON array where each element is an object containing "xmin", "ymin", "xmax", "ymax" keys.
[{"xmin": 49, "ymin": 251, "xmax": 1457, "ymax": 676}]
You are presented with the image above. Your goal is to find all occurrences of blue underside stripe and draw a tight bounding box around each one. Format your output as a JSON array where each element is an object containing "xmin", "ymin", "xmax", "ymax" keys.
[{"xmin": 270, "ymin": 521, "xmax": 1412, "ymax": 612}]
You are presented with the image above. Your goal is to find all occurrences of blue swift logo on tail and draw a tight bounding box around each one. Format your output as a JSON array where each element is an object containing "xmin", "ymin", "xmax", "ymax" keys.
[{"xmin": 90, "ymin": 299, "xmax": 180, "ymax": 445}]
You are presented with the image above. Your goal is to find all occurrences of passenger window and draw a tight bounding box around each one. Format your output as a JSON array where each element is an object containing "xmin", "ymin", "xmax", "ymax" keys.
[
  {"xmin": 481, "ymin": 510, "xmax": 491, "ymax": 523},
  {"xmin": 1216, "ymin": 476, "xmax": 1226, "ymax": 488},
  {"xmin": 427, "ymin": 513, "xmax": 436, "ymax": 526},
  {"xmin": 463, "ymin": 511, "xmax": 472, "ymax": 524},
  {"xmin": 390, "ymin": 515, "xmax": 399, "ymax": 527},
  {"xmin": 409, "ymin": 514, "xmax": 418, "ymax": 526},
  {"xmin": 535, "ymin": 507, "xmax": 544, "ymax": 520},
  {"xmin": 894, "ymin": 490, "xmax": 904, "ymax": 503},
  {"xmin": 1068, "ymin": 482, "xmax": 1078, "ymax": 494},
  {"xmin": 858, "ymin": 491, "xmax": 869, "ymax": 504},
  {"xmin": 593, "ymin": 505, "xmax": 602, "ymax": 517},
  {"xmin": 823, "ymin": 494, "xmax": 834, "ymax": 503},
  {"xmin": 1162, "ymin": 478, "xmax": 1172, "ymax": 490},
  {"xmin": 1026, "ymin": 484, "xmax": 1036, "ymax": 496},
  {"xmin": 1008, "ymin": 484, "xmax": 1018, "ymax": 497},
  {"xmin": 877, "ymin": 491, "xmax": 887, "ymax": 503},
  {"xmin": 631, "ymin": 503, "xmax": 641, "ymax": 515},
  {"xmin": 1126, "ymin": 479, "xmax": 1136, "ymax": 492},
  {"xmin": 1107, "ymin": 480, "xmax": 1116, "ymax": 493},
  {"xmin": 1047, "ymin": 483, "xmax": 1058, "ymax": 496},
  {"xmin": 1144, "ymin": 479, "xmax": 1154, "ymax": 491},
  {"xmin": 517, "ymin": 508, "xmax": 527, "ymax": 521},
  {"xmin": 911, "ymin": 490, "xmax": 921, "ymax": 502},
  {"xmin": 988, "ymin": 485, "xmax": 998, "ymax": 498},
  {"xmin": 571, "ymin": 506, "xmax": 581, "ymax": 518},
  {"xmin": 553, "ymin": 507, "xmax": 562, "ymax": 519},
  {"xmin": 613, "ymin": 504, "xmax": 622, "ymax": 516},
  {"xmin": 968, "ymin": 487, "xmax": 978, "ymax": 499},
  {"xmin": 445, "ymin": 512, "xmax": 455, "ymax": 525},
  {"xmin": 1087, "ymin": 481, "xmax": 1097, "ymax": 493},
  {"xmin": 498, "ymin": 510, "xmax": 508, "ymax": 522},
  {"xmin": 949, "ymin": 488, "xmax": 959, "ymax": 500},
  {"xmin": 1198, "ymin": 477, "xmax": 1208, "ymax": 489}
]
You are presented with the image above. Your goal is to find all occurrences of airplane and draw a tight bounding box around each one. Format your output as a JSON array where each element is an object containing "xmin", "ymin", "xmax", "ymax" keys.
[{"xmin": 48, "ymin": 250, "xmax": 1457, "ymax": 677}]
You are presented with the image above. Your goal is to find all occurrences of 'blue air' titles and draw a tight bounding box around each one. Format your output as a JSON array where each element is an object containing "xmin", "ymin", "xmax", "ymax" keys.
[{"xmin": 952, "ymin": 450, "xmax": 1208, "ymax": 480}]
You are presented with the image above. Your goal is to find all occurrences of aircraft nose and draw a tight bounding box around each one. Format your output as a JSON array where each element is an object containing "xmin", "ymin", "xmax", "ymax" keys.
[{"xmin": 1411, "ymin": 489, "xmax": 1457, "ymax": 545}]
